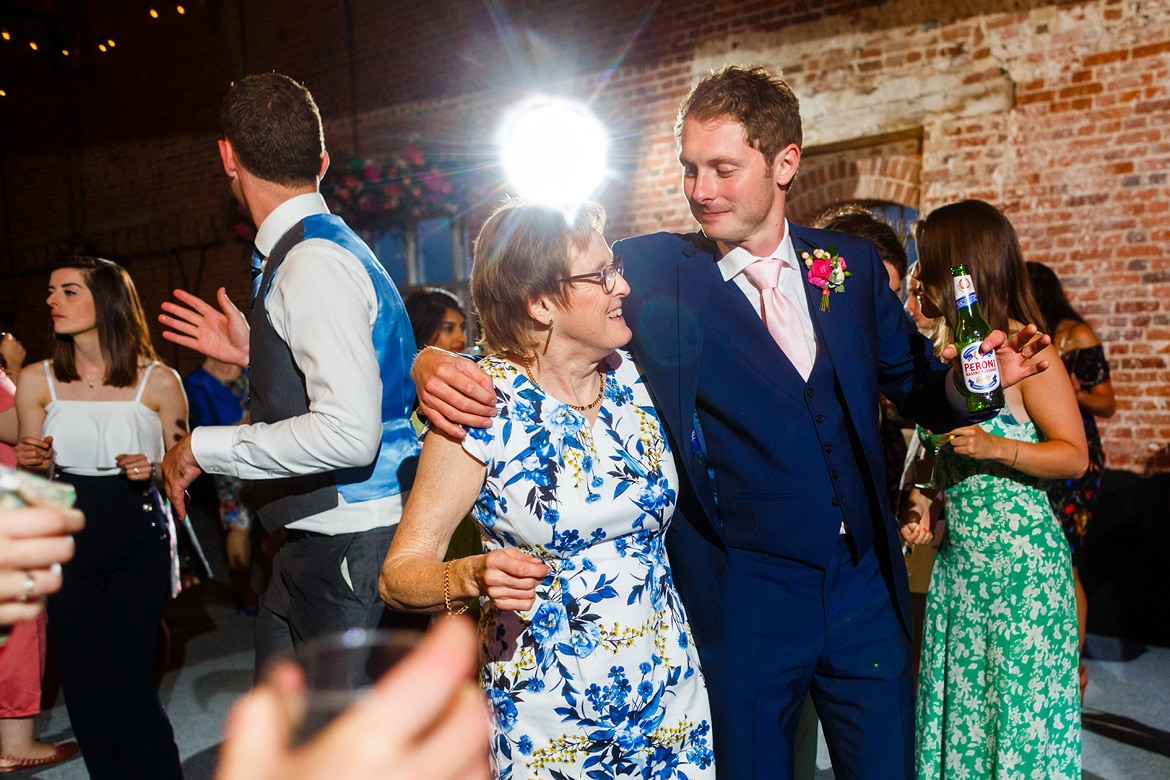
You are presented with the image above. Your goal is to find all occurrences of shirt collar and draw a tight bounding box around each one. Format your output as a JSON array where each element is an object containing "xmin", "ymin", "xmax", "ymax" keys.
[
  {"xmin": 254, "ymin": 192, "xmax": 329, "ymax": 257},
  {"xmin": 715, "ymin": 220, "xmax": 799, "ymax": 282}
]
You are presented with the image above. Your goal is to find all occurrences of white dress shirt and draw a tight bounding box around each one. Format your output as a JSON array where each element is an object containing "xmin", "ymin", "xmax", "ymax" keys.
[
  {"xmin": 191, "ymin": 193, "xmax": 405, "ymax": 533},
  {"xmin": 716, "ymin": 220, "xmax": 819, "ymax": 364}
]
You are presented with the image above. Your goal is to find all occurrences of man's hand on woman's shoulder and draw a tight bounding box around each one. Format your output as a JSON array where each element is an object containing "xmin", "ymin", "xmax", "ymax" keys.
[{"xmin": 411, "ymin": 347, "xmax": 496, "ymax": 440}]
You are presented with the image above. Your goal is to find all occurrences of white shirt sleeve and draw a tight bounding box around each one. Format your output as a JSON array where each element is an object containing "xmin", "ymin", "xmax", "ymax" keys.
[{"xmin": 191, "ymin": 238, "xmax": 383, "ymax": 479}]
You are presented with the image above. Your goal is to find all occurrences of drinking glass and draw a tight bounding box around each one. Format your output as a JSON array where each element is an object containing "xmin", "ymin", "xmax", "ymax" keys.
[
  {"xmin": 285, "ymin": 627, "xmax": 424, "ymax": 744},
  {"xmin": 913, "ymin": 431, "xmax": 959, "ymax": 491}
]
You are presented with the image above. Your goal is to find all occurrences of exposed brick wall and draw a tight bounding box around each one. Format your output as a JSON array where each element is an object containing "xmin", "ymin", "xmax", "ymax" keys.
[
  {"xmin": 2, "ymin": 0, "xmax": 1168, "ymax": 471},
  {"xmin": 788, "ymin": 133, "xmax": 925, "ymax": 224}
]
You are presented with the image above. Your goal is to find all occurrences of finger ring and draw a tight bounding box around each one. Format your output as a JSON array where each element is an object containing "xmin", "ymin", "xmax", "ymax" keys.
[
  {"xmin": 18, "ymin": 574, "xmax": 35, "ymax": 603},
  {"xmin": 134, "ymin": 466, "xmax": 140, "ymax": 475}
]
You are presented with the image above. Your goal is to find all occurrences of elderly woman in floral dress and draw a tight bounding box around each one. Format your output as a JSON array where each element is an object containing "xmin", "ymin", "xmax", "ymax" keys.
[{"xmin": 379, "ymin": 200, "xmax": 715, "ymax": 780}]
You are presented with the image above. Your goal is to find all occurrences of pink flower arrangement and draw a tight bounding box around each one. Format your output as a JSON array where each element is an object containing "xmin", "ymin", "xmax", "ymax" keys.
[
  {"xmin": 800, "ymin": 246, "xmax": 850, "ymax": 312},
  {"xmin": 321, "ymin": 139, "xmax": 460, "ymax": 231}
]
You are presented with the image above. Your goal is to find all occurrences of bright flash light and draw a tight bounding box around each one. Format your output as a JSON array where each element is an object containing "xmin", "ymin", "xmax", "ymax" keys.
[{"xmin": 498, "ymin": 96, "xmax": 608, "ymax": 209}]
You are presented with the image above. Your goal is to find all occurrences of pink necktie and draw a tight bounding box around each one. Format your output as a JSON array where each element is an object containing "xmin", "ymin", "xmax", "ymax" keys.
[{"xmin": 742, "ymin": 257, "xmax": 813, "ymax": 379}]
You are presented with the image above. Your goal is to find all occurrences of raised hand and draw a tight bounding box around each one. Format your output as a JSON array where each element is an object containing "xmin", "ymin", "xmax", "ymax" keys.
[
  {"xmin": 159, "ymin": 288, "xmax": 250, "ymax": 368},
  {"xmin": 941, "ymin": 323, "xmax": 1051, "ymax": 391}
]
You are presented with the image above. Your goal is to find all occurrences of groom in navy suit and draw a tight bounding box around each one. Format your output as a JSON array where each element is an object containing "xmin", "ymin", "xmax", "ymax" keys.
[{"xmin": 414, "ymin": 66, "xmax": 1049, "ymax": 780}]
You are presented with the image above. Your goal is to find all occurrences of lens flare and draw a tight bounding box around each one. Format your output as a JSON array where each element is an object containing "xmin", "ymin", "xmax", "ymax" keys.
[{"xmin": 498, "ymin": 96, "xmax": 608, "ymax": 209}]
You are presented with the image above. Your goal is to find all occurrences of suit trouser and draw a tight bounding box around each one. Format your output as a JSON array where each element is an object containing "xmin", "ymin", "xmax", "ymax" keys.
[
  {"xmin": 700, "ymin": 537, "xmax": 914, "ymax": 780},
  {"xmin": 48, "ymin": 473, "xmax": 183, "ymax": 780},
  {"xmin": 254, "ymin": 525, "xmax": 398, "ymax": 676}
]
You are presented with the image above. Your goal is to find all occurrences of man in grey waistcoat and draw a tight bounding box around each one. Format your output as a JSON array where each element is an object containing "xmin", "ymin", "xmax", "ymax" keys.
[{"xmin": 160, "ymin": 73, "xmax": 419, "ymax": 672}]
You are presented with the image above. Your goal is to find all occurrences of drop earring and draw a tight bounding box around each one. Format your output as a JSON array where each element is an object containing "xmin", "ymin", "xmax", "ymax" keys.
[{"xmin": 543, "ymin": 319, "xmax": 554, "ymax": 353}]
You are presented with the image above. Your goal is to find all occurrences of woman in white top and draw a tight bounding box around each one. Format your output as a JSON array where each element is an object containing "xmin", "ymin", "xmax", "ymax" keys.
[{"xmin": 15, "ymin": 257, "xmax": 187, "ymax": 780}]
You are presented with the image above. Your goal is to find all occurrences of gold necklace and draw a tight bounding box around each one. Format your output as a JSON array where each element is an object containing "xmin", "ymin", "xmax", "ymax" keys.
[{"xmin": 520, "ymin": 354, "xmax": 605, "ymax": 412}]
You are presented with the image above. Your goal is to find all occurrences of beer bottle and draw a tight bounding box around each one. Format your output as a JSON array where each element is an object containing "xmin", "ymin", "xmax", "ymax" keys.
[{"xmin": 952, "ymin": 264, "xmax": 1004, "ymax": 413}]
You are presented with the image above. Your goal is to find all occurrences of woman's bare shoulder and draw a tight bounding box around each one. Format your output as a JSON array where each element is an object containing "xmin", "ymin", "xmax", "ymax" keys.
[
  {"xmin": 142, "ymin": 362, "xmax": 185, "ymax": 402},
  {"xmin": 1063, "ymin": 320, "xmax": 1101, "ymax": 349},
  {"xmin": 17, "ymin": 361, "xmax": 48, "ymax": 389}
]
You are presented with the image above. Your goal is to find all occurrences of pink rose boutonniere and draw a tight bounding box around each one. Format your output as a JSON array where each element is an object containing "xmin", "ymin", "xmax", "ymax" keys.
[{"xmin": 801, "ymin": 245, "xmax": 850, "ymax": 312}]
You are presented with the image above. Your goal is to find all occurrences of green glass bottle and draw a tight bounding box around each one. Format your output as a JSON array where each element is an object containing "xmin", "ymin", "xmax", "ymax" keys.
[{"xmin": 952, "ymin": 264, "xmax": 1005, "ymax": 413}]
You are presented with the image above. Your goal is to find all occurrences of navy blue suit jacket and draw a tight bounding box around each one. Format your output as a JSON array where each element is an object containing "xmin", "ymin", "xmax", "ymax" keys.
[{"xmin": 613, "ymin": 226, "xmax": 974, "ymax": 646}]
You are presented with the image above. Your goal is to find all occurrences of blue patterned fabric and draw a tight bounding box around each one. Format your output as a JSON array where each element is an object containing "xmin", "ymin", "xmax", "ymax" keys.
[{"xmin": 461, "ymin": 353, "xmax": 715, "ymax": 780}]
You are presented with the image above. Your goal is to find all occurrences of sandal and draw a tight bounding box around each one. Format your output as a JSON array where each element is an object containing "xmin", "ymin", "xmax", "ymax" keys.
[{"xmin": 0, "ymin": 741, "xmax": 80, "ymax": 774}]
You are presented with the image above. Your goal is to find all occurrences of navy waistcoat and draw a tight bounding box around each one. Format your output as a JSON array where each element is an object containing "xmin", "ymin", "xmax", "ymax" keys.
[{"xmin": 695, "ymin": 276, "xmax": 880, "ymax": 566}]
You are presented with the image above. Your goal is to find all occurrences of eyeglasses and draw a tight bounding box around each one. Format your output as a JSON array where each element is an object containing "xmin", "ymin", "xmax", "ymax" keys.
[{"xmin": 560, "ymin": 255, "xmax": 625, "ymax": 294}]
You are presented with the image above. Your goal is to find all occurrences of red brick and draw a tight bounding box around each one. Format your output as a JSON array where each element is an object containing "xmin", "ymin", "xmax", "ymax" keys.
[
  {"xmin": 1134, "ymin": 41, "xmax": 1170, "ymax": 58},
  {"xmin": 1083, "ymin": 49, "xmax": 1130, "ymax": 66}
]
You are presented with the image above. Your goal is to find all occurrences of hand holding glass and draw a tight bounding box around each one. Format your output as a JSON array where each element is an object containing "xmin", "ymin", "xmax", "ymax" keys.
[{"xmin": 282, "ymin": 627, "xmax": 424, "ymax": 744}]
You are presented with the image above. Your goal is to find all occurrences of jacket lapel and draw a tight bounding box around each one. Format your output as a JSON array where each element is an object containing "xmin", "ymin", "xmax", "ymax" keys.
[
  {"xmin": 673, "ymin": 236, "xmax": 715, "ymax": 449},
  {"xmin": 792, "ymin": 228, "xmax": 843, "ymax": 375},
  {"xmin": 791, "ymin": 227, "xmax": 875, "ymax": 439}
]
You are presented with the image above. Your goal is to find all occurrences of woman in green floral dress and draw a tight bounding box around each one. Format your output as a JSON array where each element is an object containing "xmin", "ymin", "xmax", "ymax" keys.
[{"xmin": 908, "ymin": 200, "xmax": 1088, "ymax": 779}]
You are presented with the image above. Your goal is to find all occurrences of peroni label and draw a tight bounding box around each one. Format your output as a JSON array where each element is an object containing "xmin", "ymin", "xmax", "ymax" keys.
[{"xmin": 960, "ymin": 342, "xmax": 1001, "ymax": 393}]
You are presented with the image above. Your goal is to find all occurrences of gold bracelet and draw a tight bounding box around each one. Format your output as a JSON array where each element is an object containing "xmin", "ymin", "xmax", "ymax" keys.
[
  {"xmin": 1010, "ymin": 439, "xmax": 1019, "ymax": 469},
  {"xmin": 443, "ymin": 560, "xmax": 469, "ymax": 616}
]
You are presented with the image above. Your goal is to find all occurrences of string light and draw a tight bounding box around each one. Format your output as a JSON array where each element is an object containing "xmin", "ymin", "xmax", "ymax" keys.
[
  {"xmin": 7, "ymin": 3, "xmax": 200, "ymax": 69},
  {"xmin": 0, "ymin": 89, "xmax": 7, "ymax": 97}
]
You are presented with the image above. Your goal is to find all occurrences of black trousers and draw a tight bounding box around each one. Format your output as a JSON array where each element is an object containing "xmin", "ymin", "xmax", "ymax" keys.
[{"xmin": 48, "ymin": 473, "xmax": 183, "ymax": 780}]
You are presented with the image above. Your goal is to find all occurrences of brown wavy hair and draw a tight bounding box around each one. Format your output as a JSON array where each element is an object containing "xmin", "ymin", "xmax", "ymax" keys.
[
  {"xmin": 675, "ymin": 65, "xmax": 802, "ymax": 168},
  {"xmin": 914, "ymin": 200, "xmax": 1043, "ymax": 341},
  {"xmin": 471, "ymin": 200, "xmax": 605, "ymax": 356},
  {"xmin": 51, "ymin": 257, "xmax": 159, "ymax": 388}
]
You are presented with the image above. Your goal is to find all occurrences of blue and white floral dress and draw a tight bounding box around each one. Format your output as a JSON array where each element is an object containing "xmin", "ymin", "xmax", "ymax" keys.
[{"xmin": 462, "ymin": 353, "xmax": 715, "ymax": 780}]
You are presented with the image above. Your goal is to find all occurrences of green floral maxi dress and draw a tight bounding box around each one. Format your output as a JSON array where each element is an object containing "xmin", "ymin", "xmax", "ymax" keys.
[{"xmin": 915, "ymin": 409, "xmax": 1081, "ymax": 779}]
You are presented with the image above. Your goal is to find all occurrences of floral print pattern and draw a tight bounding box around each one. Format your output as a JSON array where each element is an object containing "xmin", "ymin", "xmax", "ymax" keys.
[
  {"xmin": 462, "ymin": 353, "xmax": 715, "ymax": 780},
  {"xmin": 915, "ymin": 410, "xmax": 1080, "ymax": 780}
]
